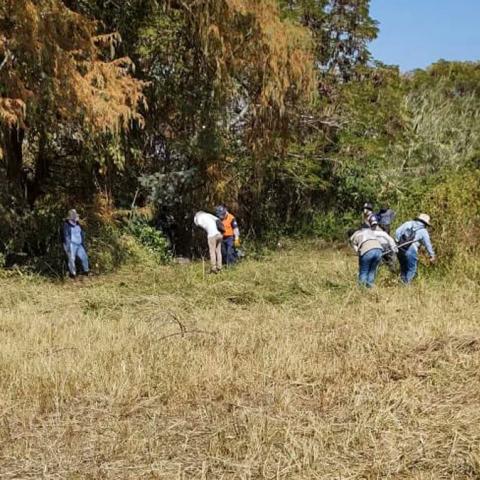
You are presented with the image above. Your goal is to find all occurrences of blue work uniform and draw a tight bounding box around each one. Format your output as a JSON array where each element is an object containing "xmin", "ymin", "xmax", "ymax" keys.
[{"xmin": 395, "ymin": 220, "xmax": 434, "ymax": 283}]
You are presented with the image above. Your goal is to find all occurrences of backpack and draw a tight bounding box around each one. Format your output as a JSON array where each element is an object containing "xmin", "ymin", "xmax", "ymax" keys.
[
  {"xmin": 398, "ymin": 225, "xmax": 424, "ymax": 251},
  {"xmin": 378, "ymin": 208, "xmax": 396, "ymax": 227}
]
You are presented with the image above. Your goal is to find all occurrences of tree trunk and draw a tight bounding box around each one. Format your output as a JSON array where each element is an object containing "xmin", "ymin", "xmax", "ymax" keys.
[
  {"xmin": 2, "ymin": 126, "xmax": 25, "ymax": 194},
  {"xmin": 27, "ymin": 130, "xmax": 50, "ymax": 207}
]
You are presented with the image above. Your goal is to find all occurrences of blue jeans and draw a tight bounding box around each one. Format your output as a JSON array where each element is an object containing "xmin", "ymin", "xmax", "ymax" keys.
[
  {"xmin": 397, "ymin": 247, "xmax": 418, "ymax": 284},
  {"xmin": 222, "ymin": 236, "xmax": 237, "ymax": 266},
  {"xmin": 64, "ymin": 243, "xmax": 89, "ymax": 276},
  {"xmin": 358, "ymin": 248, "xmax": 383, "ymax": 288}
]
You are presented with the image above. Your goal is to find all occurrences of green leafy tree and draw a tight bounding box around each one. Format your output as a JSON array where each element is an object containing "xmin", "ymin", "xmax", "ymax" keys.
[{"xmin": 280, "ymin": 0, "xmax": 378, "ymax": 80}]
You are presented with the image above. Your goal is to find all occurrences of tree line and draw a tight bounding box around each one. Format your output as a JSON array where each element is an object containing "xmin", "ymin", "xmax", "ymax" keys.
[{"xmin": 1, "ymin": 0, "xmax": 479, "ymax": 271}]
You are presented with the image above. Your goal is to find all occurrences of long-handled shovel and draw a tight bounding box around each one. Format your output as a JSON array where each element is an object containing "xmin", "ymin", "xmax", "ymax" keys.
[{"xmin": 382, "ymin": 239, "xmax": 417, "ymax": 257}]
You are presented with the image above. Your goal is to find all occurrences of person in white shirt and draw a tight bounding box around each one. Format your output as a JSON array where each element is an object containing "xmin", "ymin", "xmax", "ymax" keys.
[{"xmin": 194, "ymin": 211, "xmax": 223, "ymax": 273}]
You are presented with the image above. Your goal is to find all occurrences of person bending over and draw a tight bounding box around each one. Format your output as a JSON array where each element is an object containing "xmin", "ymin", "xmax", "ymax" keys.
[
  {"xmin": 395, "ymin": 213, "xmax": 436, "ymax": 284},
  {"xmin": 348, "ymin": 225, "xmax": 384, "ymax": 288},
  {"xmin": 194, "ymin": 211, "xmax": 223, "ymax": 273}
]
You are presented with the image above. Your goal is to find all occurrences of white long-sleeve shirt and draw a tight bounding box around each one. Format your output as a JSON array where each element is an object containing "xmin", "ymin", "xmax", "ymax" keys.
[{"xmin": 194, "ymin": 211, "xmax": 221, "ymax": 238}]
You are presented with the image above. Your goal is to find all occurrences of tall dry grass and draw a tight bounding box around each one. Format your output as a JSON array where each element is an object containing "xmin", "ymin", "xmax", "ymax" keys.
[{"xmin": 0, "ymin": 242, "xmax": 479, "ymax": 479}]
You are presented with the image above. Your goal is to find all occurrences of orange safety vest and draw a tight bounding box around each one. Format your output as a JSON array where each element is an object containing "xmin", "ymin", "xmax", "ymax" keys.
[{"xmin": 222, "ymin": 213, "xmax": 235, "ymax": 238}]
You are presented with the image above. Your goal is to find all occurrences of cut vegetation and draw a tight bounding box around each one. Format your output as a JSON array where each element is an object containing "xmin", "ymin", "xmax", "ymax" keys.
[{"xmin": 1, "ymin": 243, "xmax": 479, "ymax": 479}]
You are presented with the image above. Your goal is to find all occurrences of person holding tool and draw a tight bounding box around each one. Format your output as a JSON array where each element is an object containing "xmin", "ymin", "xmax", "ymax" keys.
[
  {"xmin": 215, "ymin": 205, "xmax": 241, "ymax": 266},
  {"xmin": 348, "ymin": 225, "xmax": 384, "ymax": 288},
  {"xmin": 395, "ymin": 213, "xmax": 436, "ymax": 284}
]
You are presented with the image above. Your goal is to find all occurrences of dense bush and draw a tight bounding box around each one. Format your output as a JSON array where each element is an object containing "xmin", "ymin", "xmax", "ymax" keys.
[
  {"xmin": 395, "ymin": 168, "xmax": 480, "ymax": 265},
  {"xmin": 125, "ymin": 219, "xmax": 172, "ymax": 264},
  {"xmin": 306, "ymin": 211, "xmax": 359, "ymax": 242}
]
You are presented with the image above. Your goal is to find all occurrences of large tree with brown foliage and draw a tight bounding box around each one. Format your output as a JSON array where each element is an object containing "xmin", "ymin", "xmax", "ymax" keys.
[
  {"xmin": 81, "ymin": 0, "xmax": 318, "ymax": 247},
  {"xmin": 0, "ymin": 0, "xmax": 145, "ymax": 205},
  {"xmin": 177, "ymin": 0, "xmax": 317, "ymax": 204},
  {"xmin": 0, "ymin": 0, "xmax": 318, "ymax": 256}
]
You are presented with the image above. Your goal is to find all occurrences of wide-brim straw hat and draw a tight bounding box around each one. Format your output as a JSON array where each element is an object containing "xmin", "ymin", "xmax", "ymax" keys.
[{"xmin": 416, "ymin": 213, "xmax": 431, "ymax": 226}]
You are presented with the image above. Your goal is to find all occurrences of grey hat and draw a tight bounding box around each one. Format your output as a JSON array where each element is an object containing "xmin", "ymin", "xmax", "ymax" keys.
[{"xmin": 68, "ymin": 209, "xmax": 79, "ymax": 222}]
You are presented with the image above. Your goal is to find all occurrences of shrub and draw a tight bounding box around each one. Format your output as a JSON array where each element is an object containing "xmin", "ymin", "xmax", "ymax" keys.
[
  {"xmin": 309, "ymin": 210, "xmax": 359, "ymax": 242},
  {"xmin": 126, "ymin": 219, "xmax": 172, "ymax": 263},
  {"xmin": 421, "ymin": 170, "xmax": 480, "ymax": 270},
  {"xmin": 394, "ymin": 167, "xmax": 480, "ymax": 272}
]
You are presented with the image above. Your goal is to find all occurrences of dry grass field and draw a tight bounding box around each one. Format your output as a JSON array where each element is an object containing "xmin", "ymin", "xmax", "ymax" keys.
[{"xmin": 1, "ymin": 242, "xmax": 479, "ymax": 479}]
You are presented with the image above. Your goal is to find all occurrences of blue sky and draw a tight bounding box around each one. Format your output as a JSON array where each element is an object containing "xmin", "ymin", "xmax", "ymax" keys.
[{"xmin": 369, "ymin": 0, "xmax": 480, "ymax": 71}]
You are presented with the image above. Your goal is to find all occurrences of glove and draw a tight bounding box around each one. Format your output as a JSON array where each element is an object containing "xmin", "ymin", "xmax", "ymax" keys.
[{"xmin": 234, "ymin": 237, "xmax": 241, "ymax": 248}]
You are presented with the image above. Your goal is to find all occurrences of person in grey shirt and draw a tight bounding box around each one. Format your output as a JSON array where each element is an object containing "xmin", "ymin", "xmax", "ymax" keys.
[{"xmin": 348, "ymin": 226, "xmax": 384, "ymax": 288}]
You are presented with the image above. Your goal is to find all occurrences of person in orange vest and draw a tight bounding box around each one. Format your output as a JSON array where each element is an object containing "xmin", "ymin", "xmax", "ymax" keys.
[{"xmin": 215, "ymin": 205, "xmax": 240, "ymax": 266}]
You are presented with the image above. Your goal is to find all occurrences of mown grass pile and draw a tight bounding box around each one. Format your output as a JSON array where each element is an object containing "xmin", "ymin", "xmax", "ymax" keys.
[{"xmin": 1, "ymin": 242, "xmax": 479, "ymax": 479}]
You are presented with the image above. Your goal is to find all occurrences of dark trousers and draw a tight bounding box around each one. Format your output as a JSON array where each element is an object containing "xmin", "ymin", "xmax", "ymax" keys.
[{"xmin": 222, "ymin": 236, "xmax": 237, "ymax": 266}]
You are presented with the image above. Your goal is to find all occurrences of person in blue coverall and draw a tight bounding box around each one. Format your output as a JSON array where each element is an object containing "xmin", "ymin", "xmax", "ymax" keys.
[{"xmin": 61, "ymin": 209, "xmax": 90, "ymax": 278}]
